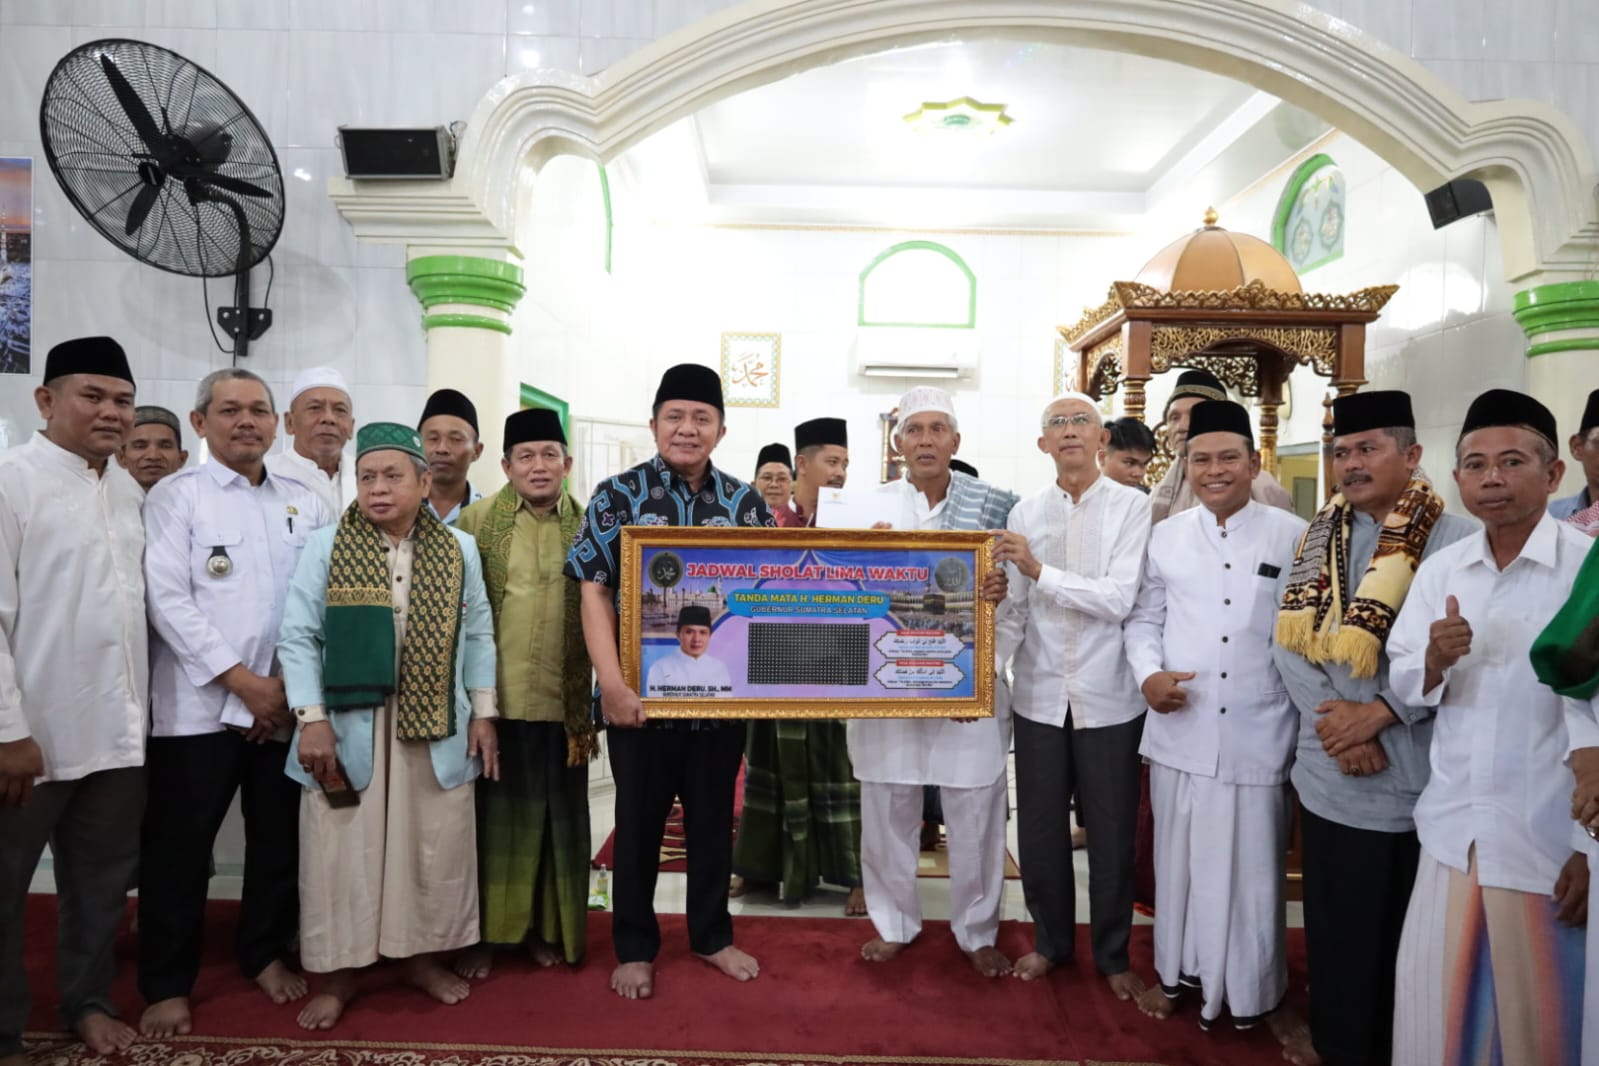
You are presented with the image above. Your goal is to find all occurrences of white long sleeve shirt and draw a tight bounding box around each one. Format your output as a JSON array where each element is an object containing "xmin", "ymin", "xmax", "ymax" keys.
[
  {"xmin": 145, "ymin": 460, "xmax": 330, "ymax": 737},
  {"xmin": 996, "ymin": 475, "xmax": 1150, "ymax": 729},
  {"xmin": 1388, "ymin": 512, "xmax": 1590, "ymax": 895},
  {"xmin": 276, "ymin": 445, "xmax": 356, "ymax": 518},
  {"xmin": 847, "ymin": 477, "xmax": 1013, "ymax": 789},
  {"xmin": 645, "ymin": 648, "xmax": 733, "ymax": 697},
  {"xmin": 0, "ymin": 433, "xmax": 148, "ymax": 782},
  {"xmin": 1125, "ymin": 499, "xmax": 1308, "ymax": 785}
]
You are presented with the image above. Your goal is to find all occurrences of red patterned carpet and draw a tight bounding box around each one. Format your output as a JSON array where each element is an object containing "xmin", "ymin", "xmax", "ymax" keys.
[{"xmin": 22, "ymin": 896, "xmax": 1306, "ymax": 1066}]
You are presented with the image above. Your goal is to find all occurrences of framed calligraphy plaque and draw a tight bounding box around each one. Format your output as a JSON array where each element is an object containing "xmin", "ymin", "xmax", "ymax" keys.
[
  {"xmin": 619, "ymin": 526, "xmax": 996, "ymax": 719},
  {"xmin": 720, "ymin": 331, "xmax": 781, "ymax": 408}
]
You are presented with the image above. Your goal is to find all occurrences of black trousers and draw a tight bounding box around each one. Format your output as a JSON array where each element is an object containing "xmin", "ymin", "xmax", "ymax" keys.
[
  {"xmin": 0, "ymin": 767, "xmax": 144, "ymax": 1056},
  {"xmin": 137, "ymin": 731, "xmax": 300, "ymax": 1003},
  {"xmin": 1300, "ymin": 805, "xmax": 1420, "ymax": 1066},
  {"xmin": 1014, "ymin": 710, "xmax": 1143, "ymax": 974},
  {"xmin": 607, "ymin": 724, "xmax": 744, "ymax": 963}
]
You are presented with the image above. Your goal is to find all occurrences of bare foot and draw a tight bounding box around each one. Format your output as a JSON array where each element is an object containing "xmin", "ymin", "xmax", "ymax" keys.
[
  {"xmin": 1136, "ymin": 983, "xmax": 1175, "ymax": 1019},
  {"xmin": 527, "ymin": 938, "xmax": 563, "ymax": 968},
  {"xmin": 296, "ymin": 971, "xmax": 356, "ymax": 1031},
  {"xmin": 696, "ymin": 944, "xmax": 760, "ymax": 981},
  {"xmin": 861, "ymin": 936, "xmax": 909, "ymax": 962},
  {"xmin": 844, "ymin": 886, "xmax": 867, "ymax": 917},
  {"xmin": 255, "ymin": 958, "xmax": 308, "ymax": 1004},
  {"xmin": 611, "ymin": 961, "xmax": 654, "ymax": 1000},
  {"xmin": 1071, "ymin": 825, "xmax": 1088, "ymax": 849},
  {"xmin": 404, "ymin": 955, "xmax": 471, "ymax": 1005},
  {"xmin": 1268, "ymin": 1006, "xmax": 1320, "ymax": 1064},
  {"xmin": 1013, "ymin": 951, "xmax": 1054, "ymax": 981},
  {"xmin": 729, "ymin": 874, "xmax": 764, "ymax": 898},
  {"xmin": 919, "ymin": 822, "xmax": 941, "ymax": 851},
  {"xmin": 1105, "ymin": 970, "xmax": 1147, "ymax": 1001},
  {"xmin": 966, "ymin": 945, "xmax": 1012, "ymax": 978},
  {"xmin": 452, "ymin": 943, "xmax": 493, "ymax": 980},
  {"xmin": 74, "ymin": 1011, "xmax": 137, "ymax": 1055},
  {"xmin": 139, "ymin": 997, "xmax": 191, "ymax": 1038}
]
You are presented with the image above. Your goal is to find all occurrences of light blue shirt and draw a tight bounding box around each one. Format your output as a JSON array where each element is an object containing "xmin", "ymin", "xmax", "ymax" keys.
[
  {"xmin": 1550, "ymin": 487, "xmax": 1593, "ymax": 521},
  {"xmin": 430, "ymin": 483, "xmax": 483, "ymax": 526},
  {"xmin": 277, "ymin": 522, "xmax": 496, "ymax": 792}
]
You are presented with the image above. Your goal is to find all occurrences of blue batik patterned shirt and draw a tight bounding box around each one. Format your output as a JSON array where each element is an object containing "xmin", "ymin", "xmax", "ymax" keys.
[{"xmin": 565, "ymin": 454, "xmax": 773, "ymax": 729}]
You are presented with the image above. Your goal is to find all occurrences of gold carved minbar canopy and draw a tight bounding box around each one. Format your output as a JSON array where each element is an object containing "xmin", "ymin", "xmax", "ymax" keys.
[{"xmin": 1059, "ymin": 209, "xmax": 1396, "ymax": 485}]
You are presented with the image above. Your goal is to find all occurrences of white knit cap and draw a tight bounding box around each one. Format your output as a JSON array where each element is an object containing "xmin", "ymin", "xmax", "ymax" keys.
[
  {"xmin": 289, "ymin": 366, "xmax": 351, "ymax": 405},
  {"xmin": 896, "ymin": 385, "xmax": 957, "ymax": 423}
]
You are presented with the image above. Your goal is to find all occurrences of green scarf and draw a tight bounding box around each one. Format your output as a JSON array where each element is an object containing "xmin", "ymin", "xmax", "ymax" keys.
[
  {"xmin": 474, "ymin": 483, "xmax": 596, "ymax": 765},
  {"xmin": 324, "ymin": 502, "xmax": 465, "ymax": 741},
  {"xmin": 1531, "ymin": 534, "xmax": 1599, "ymax": 699}
]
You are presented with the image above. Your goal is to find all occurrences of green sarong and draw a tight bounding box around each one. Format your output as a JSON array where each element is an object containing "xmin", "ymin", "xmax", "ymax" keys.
[
  {"xmin": 478, "ymin": 720, "xmax": 591, "ymax": 960},
  {"xmin": 733, "ymin": 719, "xmax": 862, "ymax": 901}
]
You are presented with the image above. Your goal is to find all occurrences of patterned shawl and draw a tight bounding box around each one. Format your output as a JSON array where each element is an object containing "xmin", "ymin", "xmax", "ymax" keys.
[
  {"xmin": 323, "ymin": 502, "xmax": 464, "ymax": 741},
  {"xmin": 473, "ymin": 483, "xmax": 596, "ymax": 765},
  {"xmin": 1276, "ymin": 475, "xmax": 1443, "ymax": 679}
]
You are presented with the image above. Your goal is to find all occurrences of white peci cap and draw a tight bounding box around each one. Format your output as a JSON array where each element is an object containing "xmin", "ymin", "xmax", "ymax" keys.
[
  {"xmin": 289, "ymin": 366, "xmax": 351, "ymax": 405},
  {"xmin": 896, "ymin": 385, "xmax": 957, "ymax": 424}
]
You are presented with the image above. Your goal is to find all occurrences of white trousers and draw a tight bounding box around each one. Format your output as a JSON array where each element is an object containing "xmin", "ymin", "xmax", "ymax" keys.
[
  {"xmin": 1150, "ymin": 763, "xmax": 1288, "ymax": 1020},
  {"xmin": 860, "ymin": 776, "xmax": 1008, "ymax": 952}
]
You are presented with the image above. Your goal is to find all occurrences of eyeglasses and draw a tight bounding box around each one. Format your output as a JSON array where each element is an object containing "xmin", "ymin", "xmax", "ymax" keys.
[{"xmin": 1043, "ymin": 413, "xmax": 1097, "ymax": 429}]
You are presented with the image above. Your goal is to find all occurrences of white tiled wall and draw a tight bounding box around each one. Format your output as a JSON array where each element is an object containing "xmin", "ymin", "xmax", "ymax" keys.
[{"xmin": 3, "ymin": 0, "xmax": 1590, "ymax": 872}]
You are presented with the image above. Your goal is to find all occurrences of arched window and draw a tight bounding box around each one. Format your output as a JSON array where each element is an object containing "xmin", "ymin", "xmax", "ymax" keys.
[
  {"xmin": 1272, "ymin": 153, "xmax": 1345, "ymax": 274},
  {"xmin": 858, "ymin": 241, "xmax": 976, "ymax": 328}
]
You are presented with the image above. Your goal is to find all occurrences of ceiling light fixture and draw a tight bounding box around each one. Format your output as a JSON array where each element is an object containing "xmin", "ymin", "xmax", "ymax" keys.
[{"xmin": 902, "ymin": 96, "xmax": 1013, "ymax": 135}]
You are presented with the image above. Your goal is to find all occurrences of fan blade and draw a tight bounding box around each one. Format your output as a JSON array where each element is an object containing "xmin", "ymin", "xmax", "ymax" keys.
[
  {"xmin": 123, "ymin": 183, "xmax": 160, "ymax": 236},
  {"xmin": 195, "ymin": 173, "xmax": 272, "ymax": 198},
  {"xmin": 99, "ymin": 53, "xmax": 166, "ymax": 156}
]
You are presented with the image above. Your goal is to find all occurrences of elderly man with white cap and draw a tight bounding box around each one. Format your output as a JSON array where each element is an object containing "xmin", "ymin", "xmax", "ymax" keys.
[
  {"xmin": 851, "ymin": 385, "xmax": 1018, "ymax": 977},
  {"xmin": 279, "ymin": 367, "xmax": 356, "ymax": 516}
]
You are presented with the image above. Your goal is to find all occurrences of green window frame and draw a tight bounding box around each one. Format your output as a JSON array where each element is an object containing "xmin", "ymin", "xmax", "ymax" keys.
[{"xmin": 857, "ymin": 240, "xmax": 976, "ymax": 328}]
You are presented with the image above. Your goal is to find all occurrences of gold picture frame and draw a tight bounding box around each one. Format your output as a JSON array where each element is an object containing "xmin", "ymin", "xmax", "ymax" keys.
[{"xmin": 619, "ymin": 526, "xmax": 996, "ymax": 719}]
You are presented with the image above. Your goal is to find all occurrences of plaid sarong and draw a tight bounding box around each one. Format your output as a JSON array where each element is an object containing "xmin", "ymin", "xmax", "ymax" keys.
[
  {"xmin": 478, "ymin": 719, "xmax": 591, "ymax": 958},
  {"xmin": 733, "ymin": 720, "xmax": 862, "ymax": 900}
]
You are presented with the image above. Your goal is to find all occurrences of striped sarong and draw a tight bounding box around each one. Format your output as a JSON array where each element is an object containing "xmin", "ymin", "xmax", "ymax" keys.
[
  {"xmin": 477, "ymin": 720, "xmax": 591, "ymax": 961},
  {"xmin": 733, "ymin": 719, "xmax": 862, "ymax": 900},
  {"xmin": 1393, "ymin": 848, "xmax": 1585, "ymax": 1065}
]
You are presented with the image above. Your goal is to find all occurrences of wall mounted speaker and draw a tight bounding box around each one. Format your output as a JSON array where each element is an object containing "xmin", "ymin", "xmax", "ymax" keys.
[
  {"xmin": 1424, "ymin": 179, "xmax": 1492, "ymax": 229},
  {"xmin": 337, "ymin": 127, "xmax": 454, "ymax": 179}
]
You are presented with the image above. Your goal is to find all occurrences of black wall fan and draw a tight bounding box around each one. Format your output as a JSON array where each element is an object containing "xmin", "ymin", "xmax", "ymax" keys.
[{"xmin": 38, "ymin": 39, "xmax": 286, "ymax": 357}]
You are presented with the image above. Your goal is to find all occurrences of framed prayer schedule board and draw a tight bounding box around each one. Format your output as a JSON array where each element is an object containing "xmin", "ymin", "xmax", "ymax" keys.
[{"xmin": 618, "ymin": 526, "xmax": 996, "ymax": 719}]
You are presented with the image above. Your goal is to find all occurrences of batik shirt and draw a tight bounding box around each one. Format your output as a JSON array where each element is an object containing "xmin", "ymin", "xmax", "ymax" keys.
[{"xmin": 564, "ymin": 454, "xmax": 773, "ymax": 728}]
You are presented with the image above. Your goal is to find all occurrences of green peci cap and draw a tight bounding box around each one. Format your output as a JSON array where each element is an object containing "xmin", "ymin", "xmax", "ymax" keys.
[{"xmin": 356, "ymin": 421, "xmax": 425, "ymax": 461}]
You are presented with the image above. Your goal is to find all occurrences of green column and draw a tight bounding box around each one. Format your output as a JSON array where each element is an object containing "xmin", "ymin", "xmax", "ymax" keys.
[{"xmin": 405, "ymin": 254, "xmax": 527, "ymax": 335}]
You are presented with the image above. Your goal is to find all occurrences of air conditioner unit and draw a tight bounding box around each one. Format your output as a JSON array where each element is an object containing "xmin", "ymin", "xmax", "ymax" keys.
[{"xmin": 852, "ymin": 327, "xmax": 979, "ymax": 380}]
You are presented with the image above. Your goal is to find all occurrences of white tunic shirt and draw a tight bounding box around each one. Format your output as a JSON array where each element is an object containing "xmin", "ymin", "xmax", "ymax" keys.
[
  {"xmin": 847, "ymin": 477, "xmax": 1012, "ymax": 789},
  {"xmin": 996, "ymin": 475, "xmax": 1150, "ymax": 729},
  {"xmin": 1126, "ymin": 499, "xmax": 1308, "ymax": 786},
  {"xmin": 1388, "ymin": 512, "xmax": 1590, "ymax": 895},
  {"xmin": 145, "ymin": 460, "xmax": 330, "ymax": 737},
  {"xmin": 277, "ymin": 445, "xmax": 356, "ymax": 517},
  {"xmin": 645, "ymin": 648, "xmax": 733, "ymax": 697},
  {"xmin": 0, "ymin": 433, "xmax": 148, "ymax": 782}
]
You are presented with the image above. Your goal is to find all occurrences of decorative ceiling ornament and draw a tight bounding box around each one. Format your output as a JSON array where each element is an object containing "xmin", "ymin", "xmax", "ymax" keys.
[{"xmin": 902, "ymin": 96, "xmax": 1014, "ymax": 135}]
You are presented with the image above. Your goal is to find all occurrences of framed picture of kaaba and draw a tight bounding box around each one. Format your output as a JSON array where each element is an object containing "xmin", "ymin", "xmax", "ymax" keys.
[{"xmin": 618, "ymin": 526, "xmax": 996, "ymax": 719}]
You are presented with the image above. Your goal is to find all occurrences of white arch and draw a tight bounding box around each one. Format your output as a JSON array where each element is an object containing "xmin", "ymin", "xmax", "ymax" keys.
[{"xmin": 332, "ymin": 0, "xmax": 1599, "ymax": 282}]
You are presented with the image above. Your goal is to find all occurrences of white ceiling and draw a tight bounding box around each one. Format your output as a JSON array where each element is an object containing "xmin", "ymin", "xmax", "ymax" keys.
[{"xmin": 616, "ymin": 40, "xmax": 1329, "ymax": 230}]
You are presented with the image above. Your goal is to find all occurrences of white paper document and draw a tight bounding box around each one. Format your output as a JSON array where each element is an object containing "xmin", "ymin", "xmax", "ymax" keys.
[{"xmin": 815, "ymin": 487, "xmax": 900, "ymax": 529}]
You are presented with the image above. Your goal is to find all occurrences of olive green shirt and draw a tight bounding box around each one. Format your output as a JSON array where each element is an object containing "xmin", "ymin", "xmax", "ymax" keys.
[{"xmin": 455, "ymin": 493, "xmax": 572, "ymax": 723}]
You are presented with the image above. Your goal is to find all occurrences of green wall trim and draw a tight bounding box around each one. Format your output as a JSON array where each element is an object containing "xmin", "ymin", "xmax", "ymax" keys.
[
  {"xmin": 422, "ymin": 311, "xmax": 512, "ymax": 335},
  {"xmin": 1513, "ymin": 280, "xmax": 1599, "ymax": 340},
  {"xmin": 1527, "ymin": 337, "xmax": 1599, "ymax": 357},
  {"xmin": 858, "ymin": 240, "xmax": 977, "ymax": 328},
  {"xmin": 597, "ymin": 164, "xmax": 613, "ymax": 275},
  {"xmin": 407, "ymin": 255, "xmax": 527, "ymax": 314}
]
